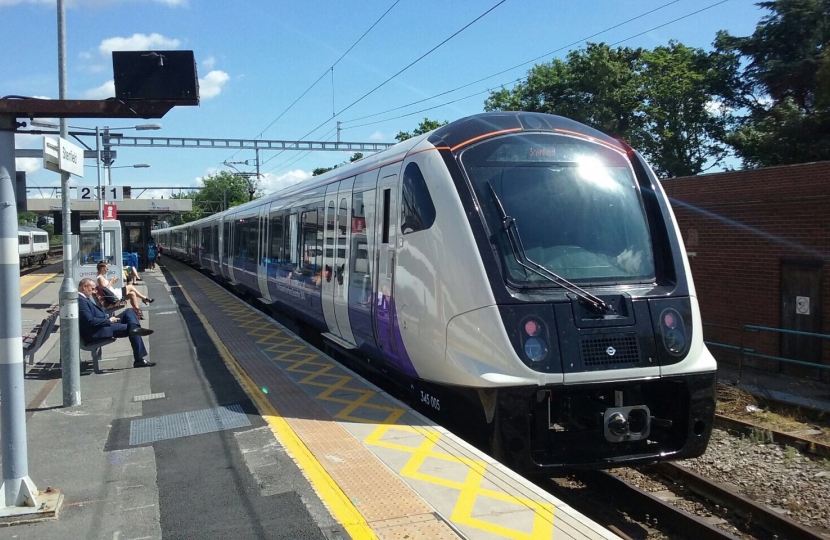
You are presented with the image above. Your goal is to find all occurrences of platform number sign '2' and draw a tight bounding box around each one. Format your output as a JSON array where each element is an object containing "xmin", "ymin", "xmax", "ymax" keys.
[{"xmin": 76, "ymin": 185, "xmax": 123, "ymax": 202}]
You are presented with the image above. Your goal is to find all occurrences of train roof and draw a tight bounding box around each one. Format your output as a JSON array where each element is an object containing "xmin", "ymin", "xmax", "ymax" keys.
[{"xmin": 19, "ymin": 226, "xmax": 48, "ymax": 233}]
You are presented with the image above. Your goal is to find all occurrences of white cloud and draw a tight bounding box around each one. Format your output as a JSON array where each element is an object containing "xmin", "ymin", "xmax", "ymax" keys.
[
  {"xmin": 83, "ymin": 80, "xmax": 115, "ymax": 99},
  {"xmin": 258, "ymin": 169, "xmax": 311, "ymax": 195},
  {"xmin": 368, "ymin": 131, "xmax": 385, "ymax": 141},
  {"xmin": 199, "ymin": 70, "xmax": 229, "ymax": 100},
  {"xmin": 202, "ymin": 56, "xmax": 216, "ymax": 70},
  {"xmin": 99, "ymin": 33, "xmax": 180, "ymax": 55},
  {"xmin": 132, "ymin": 188, "xmax": 173, "ymax": 200},
  {"xmin": 16, "ymin": 157, "xmax": 41, "ymax": 174},
  {"xmin": 705, "ymin": 99, "xmax": 731, "ymax": 116}
]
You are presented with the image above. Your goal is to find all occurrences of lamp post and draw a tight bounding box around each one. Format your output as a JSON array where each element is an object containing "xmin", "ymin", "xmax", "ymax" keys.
[{"xmin": 102, "ymin": 124, "xmax": 160, "ymax": 186}]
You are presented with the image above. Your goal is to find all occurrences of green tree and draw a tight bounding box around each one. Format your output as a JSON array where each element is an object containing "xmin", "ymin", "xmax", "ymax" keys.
[
  {"xmin": 485, "ymin": 42, "xmax": 740, "ymax": 177},
  {"xmin": 18, "ymin": 211, "xmax": 37, "ymax": 225},
  {"xmin": 312, "ymin": 152, "xmax": 366, "ymax": 177},
  {"xmin": 486, "ymin": 44, "xmax": 644, "ymax": 141},
  {"xmin": 715, "ymin": 0, "xmax": 830, "ymax": 167},
  {"xmin": 172, "ymin": 171, "xmax": 254, "ymax": 224},
  {"xmin": 395, "ymin": 118, "xmax": 448, "ymax": 142},
  {"xmin": 638, "ymin": 42, "xmax": 740, "ymax": 177}
]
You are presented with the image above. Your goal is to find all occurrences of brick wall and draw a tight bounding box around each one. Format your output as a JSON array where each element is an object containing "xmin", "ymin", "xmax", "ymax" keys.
[{"xmin": 661, "ymin": 161, "xmax": 830, "ymax": 377}]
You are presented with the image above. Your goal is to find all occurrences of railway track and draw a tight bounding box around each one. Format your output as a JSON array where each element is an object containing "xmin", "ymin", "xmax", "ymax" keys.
[
  {"xmin": 20, "ymin": 247, "xmax": 63, "ymax": 277},
  {"xmin": 546, "ymin": 463, "xmax": 828, "ymax": 540}
]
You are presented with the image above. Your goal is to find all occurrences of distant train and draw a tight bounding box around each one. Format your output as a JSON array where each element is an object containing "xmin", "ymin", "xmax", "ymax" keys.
[
  {"xmin": 156, "ymin": 112, "xmax": 717, "ymax": 472},
  {"xmin": 19, "ymin": 226, "xmax": 50, "ymax": 268}
]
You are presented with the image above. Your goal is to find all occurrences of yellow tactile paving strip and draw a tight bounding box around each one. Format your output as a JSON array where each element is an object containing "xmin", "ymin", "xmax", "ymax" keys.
[
  {"xmin": 21, "ymin": 271, "xmax": 59, "ymax": 297},
  {"xmin": 167, "ymin": 259, "xmax": 617, "ymax": 540}
]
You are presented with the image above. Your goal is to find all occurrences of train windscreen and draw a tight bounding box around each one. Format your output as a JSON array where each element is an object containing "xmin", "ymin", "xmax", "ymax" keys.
[{"xmin": 461, "ymin": 133, "xmax": 655, "ymax": 286}]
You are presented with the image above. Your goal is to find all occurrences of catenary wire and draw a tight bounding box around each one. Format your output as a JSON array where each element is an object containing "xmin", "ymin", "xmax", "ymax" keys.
[
  {"xmin": 225, "ymin": 0, "xmax": 401, "ymax": 161},
  {"xmin": 340, "ymin": 0, "xmax": 733, "ymax": 131},
  {"xmin": 259, "ymin": 0, "xmax": 509, "ymax": 168}
]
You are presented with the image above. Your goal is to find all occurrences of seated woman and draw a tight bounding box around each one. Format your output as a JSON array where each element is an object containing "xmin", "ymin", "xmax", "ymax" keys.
[
  {"xmin": 123, "ymin": 265, "xmax": 142, "ymax": 284},
  {"xmin": 96, "ymin": 261, "xmax": 154, "ymax": 319}
]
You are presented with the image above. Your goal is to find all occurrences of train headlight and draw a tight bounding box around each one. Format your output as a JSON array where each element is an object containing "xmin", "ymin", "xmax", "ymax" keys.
[
  {"xmin": 522, "ymin": 318, "xmax": 549, "ymax": 363},
  {"xmin": 498, "ymin": 307, "xmax": 560, "ymax": 372},
  {"xmin": 524, "ymin": 337, "xmax": 548, "ymax": 362},
  {"xmin": 660, "ymin": 308, "xmax": 686, "ymax": 355}
]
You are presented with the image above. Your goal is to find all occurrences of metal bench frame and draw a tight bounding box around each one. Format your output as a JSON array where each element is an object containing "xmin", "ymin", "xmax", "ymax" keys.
[
  {"xmin": 79, "ymin": 338, "xmax": 118, "ymax": 373},
  {"xmin": 23, "ymin": 310, "xmax": 59, "ymax": 365}
]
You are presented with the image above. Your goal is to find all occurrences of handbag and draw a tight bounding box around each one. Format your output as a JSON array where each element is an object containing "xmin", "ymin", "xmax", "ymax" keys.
[{"xmin": 99, "ymin": 285, "xmax": 119, "ymax": 304}]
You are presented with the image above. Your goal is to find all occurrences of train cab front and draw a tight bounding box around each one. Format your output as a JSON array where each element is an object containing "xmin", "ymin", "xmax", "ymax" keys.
[{"xmin": 435, "ymin": 112, "xmax": 717, "ymax": 471}]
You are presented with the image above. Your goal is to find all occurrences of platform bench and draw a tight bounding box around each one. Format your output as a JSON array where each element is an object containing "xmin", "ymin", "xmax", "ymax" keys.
[
  {"xmin": 80, "ymin": 338, "xmax": 118, "ymax": 374},
  {"xmin": 23, "ymin": 311, "xmax": 59, "ymax": 365}
]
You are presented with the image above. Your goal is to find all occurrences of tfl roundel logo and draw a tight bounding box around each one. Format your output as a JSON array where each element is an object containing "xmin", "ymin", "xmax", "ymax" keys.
[{"xmin": 606, "ymin": 346, "xmax": 616, "ymax": 356}]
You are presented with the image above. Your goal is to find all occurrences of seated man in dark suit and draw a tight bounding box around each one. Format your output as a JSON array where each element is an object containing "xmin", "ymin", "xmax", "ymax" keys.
[{"xmin": 77, "ymin": 278, "xmax": 156, "ymax": 368}]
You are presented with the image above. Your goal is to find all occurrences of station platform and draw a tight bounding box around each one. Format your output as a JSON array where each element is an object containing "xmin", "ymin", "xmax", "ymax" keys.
[{"xmin": 8, "ymin": 260, "xmax": 620, "ymax": 539}]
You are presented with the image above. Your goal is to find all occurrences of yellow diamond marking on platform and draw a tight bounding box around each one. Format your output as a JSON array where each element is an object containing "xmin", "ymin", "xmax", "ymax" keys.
[
  {"xmin": 366, "ymin": 425, "xmax": 555, "ymax": 540},
  {"xmin": 186, "ymin": 268, "xmax": 554, "ymax": 538},
  {"xmin": 192, "ymin": 274, "xmax": 408, "ymax": 427}
]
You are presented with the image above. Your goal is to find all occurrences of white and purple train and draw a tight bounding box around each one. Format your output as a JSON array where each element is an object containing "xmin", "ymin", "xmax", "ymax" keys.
[
  {"xmin": 19, "ymin": 226, "xmax": 49, "ymax": 268},
  {"xmin": 156, "ymin": 112, "xmax": 716, "ymax": 471}
]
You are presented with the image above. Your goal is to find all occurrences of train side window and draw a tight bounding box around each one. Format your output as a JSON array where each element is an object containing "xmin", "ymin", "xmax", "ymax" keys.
[
  {"xmin": 270, "ymin": 213, "xmax": 283, "ymax": 263},
  {"xmin": 300, "ymin": 209, "xmax": 319, "ymax": 272},
  {"xmin": 382, "ymin": 189, "xmax": 390, "ymax": 244},
  {"xmin": 316, "ymin": 207, "xmax": 324, "ymax": 271},
  {"xmin": 350, "ymin": 191, "xmax": 372, "ymax": 300},
  {"xmin": 233, "ymin": 218, "xmax": 243, "ymax": 259},
  {"xmin": 201, "ymin": 226, "xmax": 211, "ymax": 252},
  {"xmin": 245, "ymin": 218, "xmax": 258, "ymax": 262},
  {"xmin": 401, "ymin": 162, "xmax": 436, "ymax": 235},
  {"xmin": 326, "ymin": 201, "xmax": 335, "ymax": 260},
  {"xmin": 223, "ymin": 222, "xmax": 230, "ymax": 258},
  {"xmin": 19, "ymin": 235, "xmax": 29, "ymax": 245},
  {"xmin": 286, "ymin": 213, "xmax": 298, "ymax": 267}
]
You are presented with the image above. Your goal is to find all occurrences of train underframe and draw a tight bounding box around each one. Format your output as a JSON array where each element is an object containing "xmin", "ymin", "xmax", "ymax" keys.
[{"xmin": 486, "ymin": 372, "xmax": 717, "ymax": 471}]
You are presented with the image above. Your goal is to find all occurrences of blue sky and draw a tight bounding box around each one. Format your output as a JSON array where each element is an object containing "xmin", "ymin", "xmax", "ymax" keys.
[{"xmin": 3, "ymin": 0, "xmax": 763, "ymax": 200}]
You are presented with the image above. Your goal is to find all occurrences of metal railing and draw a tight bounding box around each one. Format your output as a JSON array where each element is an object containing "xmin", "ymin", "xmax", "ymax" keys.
[{"xmin": 704, "ymin": 323, "xmax": 830, "ymax": 382}]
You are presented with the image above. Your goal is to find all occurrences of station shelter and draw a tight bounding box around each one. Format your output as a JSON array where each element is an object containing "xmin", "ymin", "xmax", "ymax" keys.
[{"xmin": 28, "ymin": 186, "xmax": 192, "ymax": 272}]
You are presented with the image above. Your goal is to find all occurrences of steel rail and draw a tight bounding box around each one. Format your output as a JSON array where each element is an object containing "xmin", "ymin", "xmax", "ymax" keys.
[
  {"xmin": 715, "ymin": 413, "xmax": 830, "ymax": 458},
  {"xmin": 651, "ymin": 462, "xmax": 828, "ymax": 540},
  {"xmin": 556, "ymin": 471, "xmax": 742, "ymax": 540}
]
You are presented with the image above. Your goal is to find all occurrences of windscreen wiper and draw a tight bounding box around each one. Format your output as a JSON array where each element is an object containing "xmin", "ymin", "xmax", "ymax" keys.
[{"xmin": 486, "ymin": 182, "xmax": 612, "ymax": 315}]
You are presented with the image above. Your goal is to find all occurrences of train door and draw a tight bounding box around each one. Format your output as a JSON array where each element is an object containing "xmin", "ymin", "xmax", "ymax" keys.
[
  {"xmin": 322, "ymin": 183, "xmax": 339, "ymax": 335},
  {"xmin": 219, "ymin": 218, "xmax": 227, "ymax": 278},
  {"xmin": 333, "ymin": 178, "xmax": 356, "ymax": 345},
  {"xmin": 257, "ymin": 206, "xmax": 271, "ymax": 301},
  {"xmin": 226, "ymin": 217, "xmax": 236, "ymax": 283},
  {"xmin": 374, "ymin": 173, "xmax": 401, "ymax": 365},
  {"xmin": 322, "ymin": 179, "xmax": 357, "ymax": 346}
]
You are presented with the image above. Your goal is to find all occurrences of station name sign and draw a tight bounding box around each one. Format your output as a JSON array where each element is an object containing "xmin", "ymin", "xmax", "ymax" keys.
[{"xmin": 43, "ymin": 136, "xmax": 84, "ymax": 177}]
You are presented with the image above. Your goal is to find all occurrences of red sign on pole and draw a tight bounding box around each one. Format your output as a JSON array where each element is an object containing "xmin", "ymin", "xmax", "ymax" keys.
[{"xmin": 104, "ymin": 204, "xmax": 117, "ymax": 220}]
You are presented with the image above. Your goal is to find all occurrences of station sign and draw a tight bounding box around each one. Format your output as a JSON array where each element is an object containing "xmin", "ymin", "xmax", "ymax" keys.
[
  {"xmin": 43, "ymin": 136, "xmax": 84, "ymax": 177},
  {"xmin": 104, "ymin": 204, "xmax": 117, "ymax": 220},
  {"xmin": 76, "ymin": 185, "xmax": 124, "ymax": 202}
]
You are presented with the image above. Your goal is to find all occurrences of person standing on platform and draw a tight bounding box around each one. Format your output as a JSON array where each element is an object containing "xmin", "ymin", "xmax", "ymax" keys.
[
  {"xmin": 147, "ymin": 237, "xmax": 157, "ymax": 271},
  {"xmin": 77, "ymin": 278, "xmax": 156, "ymax": 368}
]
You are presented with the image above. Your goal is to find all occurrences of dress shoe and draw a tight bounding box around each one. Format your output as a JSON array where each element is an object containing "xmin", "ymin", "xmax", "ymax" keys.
[
  {"xmin": 133, "ymin": 360, "xmax": 156, "ymax": 368},
  {"xmin": 129, "ymin": 327, "xmax": 154, "ymax": 337}
]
